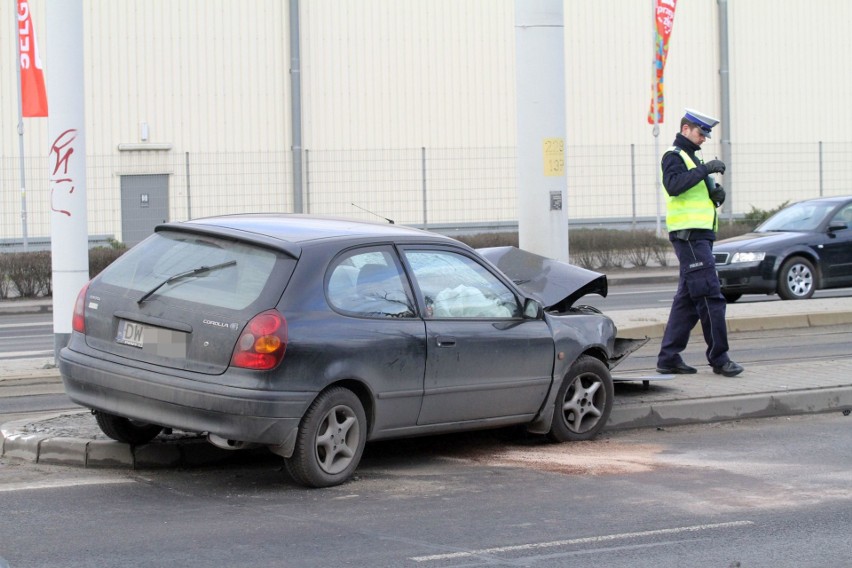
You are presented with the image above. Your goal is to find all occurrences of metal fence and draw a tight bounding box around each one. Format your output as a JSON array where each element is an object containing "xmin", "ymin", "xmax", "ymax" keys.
[{"xmin": 2, "ymin": 141, "xmax": 852, "ymax": 249}]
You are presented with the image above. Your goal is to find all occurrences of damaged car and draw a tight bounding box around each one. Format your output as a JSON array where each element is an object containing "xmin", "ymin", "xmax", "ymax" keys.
[{"xmin": 59, "ymin": 215, "xmax": 643, "ymax": 487}]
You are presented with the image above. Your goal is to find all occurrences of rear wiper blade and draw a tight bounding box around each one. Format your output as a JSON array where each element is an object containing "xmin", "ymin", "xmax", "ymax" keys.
[{"xmin": 137, "ymin": 260, "xmax": 237, "ymax": 305}]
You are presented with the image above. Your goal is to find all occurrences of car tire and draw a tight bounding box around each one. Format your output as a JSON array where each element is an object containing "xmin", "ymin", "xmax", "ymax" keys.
[
  {"xmin": 94, "ymin": 411, "xmax": 163, "ymax": 445},
  {"xmin": 285, "ymin": 387, "xmax": 367, "ymax": 488},
  {"xmin": 723, "ymin": 292, "xmax": 742, "ymax": 303},
  {"xmin": 778, "ymin": 256, "xmax": 816, "ymax": 300},
  {"xmin": 548, "ymin": 355, "xmax": 614, "ymax": 443}
]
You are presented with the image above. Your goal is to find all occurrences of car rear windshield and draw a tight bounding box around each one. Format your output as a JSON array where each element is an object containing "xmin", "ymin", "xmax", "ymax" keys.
[{"xmin": 98, "ymin": 231, "xmax": 281, "ymax": 310}]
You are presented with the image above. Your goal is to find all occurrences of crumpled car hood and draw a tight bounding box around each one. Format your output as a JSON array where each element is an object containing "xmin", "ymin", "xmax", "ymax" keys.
[{"xmin": 477, "ymin": 246, "xmax": 607, "ymax": 310}]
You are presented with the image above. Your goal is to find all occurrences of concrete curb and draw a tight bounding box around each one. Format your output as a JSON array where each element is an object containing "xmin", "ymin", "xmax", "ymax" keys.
[
  {"xmin": 0, "ymin": 411, "xmax": 247, "ymax": 469},
  {"xmin": 607, "ymin": 386, "xmax": 852, "ymax": 430},
  {"xmin": 614, "ymin": 310, "xmax": 852, "ymax": 340},
  {"xmin": 605, "ymin": 273, "xmax": 678, "ymax": 286}
]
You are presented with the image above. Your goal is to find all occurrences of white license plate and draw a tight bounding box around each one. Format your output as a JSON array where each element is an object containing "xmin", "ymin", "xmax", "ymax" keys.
[
  {"xmin": 116, "ymin": 319, "xmax": 145, "ymax": 348},
  {"xmin": 116, "ymin": 319, "xmax": 187, "ymax": 357}
]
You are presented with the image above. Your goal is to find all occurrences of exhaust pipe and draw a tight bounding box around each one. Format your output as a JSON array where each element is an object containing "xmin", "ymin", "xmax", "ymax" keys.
[{"xmin": 207, "ymin": 433, "xmax": 259, "ymax": 451}]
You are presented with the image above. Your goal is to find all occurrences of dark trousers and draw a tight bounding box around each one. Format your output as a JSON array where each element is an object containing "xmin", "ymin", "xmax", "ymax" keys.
[{"xmin": 657, "ymin": 237, "xmax": 731, "ymax": 369}]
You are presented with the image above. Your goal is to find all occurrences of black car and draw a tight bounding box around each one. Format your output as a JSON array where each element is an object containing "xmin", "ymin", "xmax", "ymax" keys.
[
  {"xmin": 59, "ymin": 215, "xmax": 642, "ymax": 487},
  {"xmin": 715, "ymin": 195, "xmax": 852, "ymax": 302}
]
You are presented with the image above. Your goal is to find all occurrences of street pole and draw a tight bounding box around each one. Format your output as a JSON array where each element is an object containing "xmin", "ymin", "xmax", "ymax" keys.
[
  {"xmin": 14, "ymin": 1, "xmax": 29, "ymax": 251},
  {"xmin": 718, "ymin": 0, "xmax": 732, "ymax": 221},
  {"xmin": 47, "ymin": 0, "xmax": 89, "ymax": 359}
]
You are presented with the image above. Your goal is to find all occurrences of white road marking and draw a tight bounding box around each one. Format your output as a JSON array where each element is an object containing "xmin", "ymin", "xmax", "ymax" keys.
[
  {"xmin": 410, "ymin": 520, "xmax": 754, "ymax": 562},
  {"xmin": 0, "ymin": 350, "xmax": 54, "ymax": 358},
  {"xmin": 0, "ymin": 477, "xmax": 135, "ymax": 492},
  {"xmin": 605, "ymin": 288, "xmax": 675, "ymax": 296},
  {"xmin": 0, "ymin": 322, "xmax": 52, "ymax": 329}
]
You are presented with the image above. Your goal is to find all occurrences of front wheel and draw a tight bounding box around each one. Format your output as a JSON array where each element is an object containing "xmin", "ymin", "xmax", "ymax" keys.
[
  {"xmin": 285, "ymin": 387, "xmax": 367, "ymax": 488},
  {"xmin": 548, "ymin": 355, "xmax": 614, "ymax": 442},
  {"xmin": 94, "ymin": 411, "xmax": 163, "ymax": 445},
  {"xmin": 778, "ymin": 256, "xmax": 816, "ymax": 300}
]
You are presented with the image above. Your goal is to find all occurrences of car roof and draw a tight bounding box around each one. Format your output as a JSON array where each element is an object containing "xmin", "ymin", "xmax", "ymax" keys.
[
  {"xmin": 156, "ymin": 214, "xmax": 457, "ymax": 256},
  {"xmin": 797, "ymin": 195, "xmax": 852, "ymax": 205}
]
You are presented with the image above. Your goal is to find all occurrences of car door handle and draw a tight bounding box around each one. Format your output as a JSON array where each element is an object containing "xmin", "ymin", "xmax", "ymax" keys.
[{"xmin": 436, "ymin": 336, "xmax": 456, "ymax": 347}]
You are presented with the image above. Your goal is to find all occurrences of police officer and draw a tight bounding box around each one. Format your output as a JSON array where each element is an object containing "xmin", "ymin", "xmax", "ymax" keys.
[{"xmin": 656, "ymin": 109, "xmax": 744, "ymax": 377}]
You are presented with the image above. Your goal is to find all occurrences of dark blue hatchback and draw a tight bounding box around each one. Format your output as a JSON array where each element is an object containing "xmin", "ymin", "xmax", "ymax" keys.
[{"xmin": 59, "ymin": 214, "xmax": 640, "ymax": 487}]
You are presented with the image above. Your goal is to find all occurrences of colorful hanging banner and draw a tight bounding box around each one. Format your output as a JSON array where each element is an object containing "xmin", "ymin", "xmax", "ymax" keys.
[
  {"xmin": 647, "ymin": 0, "xmax": 677, "ymax": 124},
  {"xmin": 18, "ymin": 0, "xmax": 49, "ymax": 117}
]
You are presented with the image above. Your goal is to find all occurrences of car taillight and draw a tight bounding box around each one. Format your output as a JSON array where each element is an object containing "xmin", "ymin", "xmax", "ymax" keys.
[
  {"xmin": 72, "ymin": 282, "xmax": 90, "ymax": 333},
  {"xmin": 230, "ymin": 310, "xmax": 288, "ymax": 370}
]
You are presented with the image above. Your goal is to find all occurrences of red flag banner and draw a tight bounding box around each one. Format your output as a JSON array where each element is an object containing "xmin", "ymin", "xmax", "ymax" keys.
[
  {"xmin": 18, "ymin": 0, "xmax": 48, "ymax": 117},
  {"xmin": 647, "ymin": 0, "xmax": 677, "ymax": 124}
]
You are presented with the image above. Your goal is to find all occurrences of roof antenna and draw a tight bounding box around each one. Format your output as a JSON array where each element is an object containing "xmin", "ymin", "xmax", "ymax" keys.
[{"xmin": 351, "ymin": 203, "xmax": 394, "ymax": 224}]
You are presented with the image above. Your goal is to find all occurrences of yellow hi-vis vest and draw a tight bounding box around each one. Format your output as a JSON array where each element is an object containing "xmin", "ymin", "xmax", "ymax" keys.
[{"xmin": 663, "ymin": 147, "xmax": 718, "ymax": 232}]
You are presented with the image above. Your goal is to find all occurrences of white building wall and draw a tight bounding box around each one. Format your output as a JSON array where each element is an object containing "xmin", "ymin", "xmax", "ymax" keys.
[
  {"xmin": 299, "ymin": 0, "xmax": 516, "ymax": 224},
  {"xmin": 726, "ymin": 0, "xmax": 852, "ymax": 212},
  {"xmin": 2, "ymin": 1, "xmax": 852, "ymax": 244}
]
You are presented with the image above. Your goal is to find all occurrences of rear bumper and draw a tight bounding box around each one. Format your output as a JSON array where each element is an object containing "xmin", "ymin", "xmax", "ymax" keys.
[{"xmin": 59, "ymin": 346, "xmax": 314, "ymax": 451}]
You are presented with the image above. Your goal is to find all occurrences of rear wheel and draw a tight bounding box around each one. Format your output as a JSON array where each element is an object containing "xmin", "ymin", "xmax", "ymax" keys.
[
  {"xmin": 778, "ymin": 256, "xmax": 816, "ymax": 300},
  {"xmin": 548, "ymin": 355, "xmax": 613, "ymax": 442},
  {"xmin": 285, "ymin": 387, "xmax": 367, "ymax": 488},
  {"xmin": 722, "ymin": 292, "xmax": 742, "ymax": 303},
  {"xmin": 94, "ymin": 411, "xmax": 163, "ymax": 445}
]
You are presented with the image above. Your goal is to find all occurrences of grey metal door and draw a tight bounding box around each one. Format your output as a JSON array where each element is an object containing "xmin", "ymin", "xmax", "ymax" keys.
[{"xmin": 120, "ymin": 174, "xmax": 169, "ymax": 246}]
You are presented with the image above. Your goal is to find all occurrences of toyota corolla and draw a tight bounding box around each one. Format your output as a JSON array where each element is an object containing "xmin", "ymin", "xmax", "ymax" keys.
[{"xmin": 59, "ymin": 215, "xmax": 642, "ymax": 487}]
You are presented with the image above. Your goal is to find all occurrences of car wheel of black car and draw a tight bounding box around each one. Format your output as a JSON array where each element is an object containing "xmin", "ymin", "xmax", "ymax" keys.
[
  {"xmin": 548, "ymin": 355, "xmax": 613, "ymax": 443},
  {"xmin": 94, "ymin": 411, "xmax": 163, "ymax": 445},
  {"xmin": 285, "ymin": 386, "xmax": 367, "ymax": 488},
  {"xmin": 778, "ymin": 256, "xmax": 816, "ymax": 300},
  {"xmin": 723, "ymin": 292, "xmax": 742, "ymax": 303}
]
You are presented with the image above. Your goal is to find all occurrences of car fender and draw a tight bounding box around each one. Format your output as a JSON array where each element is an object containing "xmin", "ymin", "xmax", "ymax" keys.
[
  {"xmin": 525, "ymin": 312, "xmax": 616, "ymax": 434},
  {"xmin": 773, "ymin": 246, "xmax": 823, "ymax": 285}
]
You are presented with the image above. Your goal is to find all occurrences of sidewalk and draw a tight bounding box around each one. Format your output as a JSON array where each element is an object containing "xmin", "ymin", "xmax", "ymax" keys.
[{"xmin": 3, "ymin": 270, "xmax": 852, "ymax": 470}]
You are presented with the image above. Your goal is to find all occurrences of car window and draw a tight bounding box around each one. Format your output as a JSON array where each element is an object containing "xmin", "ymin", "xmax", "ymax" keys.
[
  {"xmin": 759, "ymin": 202, "xmax": 836, "ymax": 232},
  {"xmin": 404, "ymin": 250, "xmax": 520, "ymax": 319},
  {"xmin": 327, "ymin": 249, "xmax": 415, "ymax": 318},
  {"xmin": 829, "ymin": 203, "xmax": 852, "ymax": 227},
  {"xmin": 98, "ymin": 231, "xmax": 281, "ymax": 310}
]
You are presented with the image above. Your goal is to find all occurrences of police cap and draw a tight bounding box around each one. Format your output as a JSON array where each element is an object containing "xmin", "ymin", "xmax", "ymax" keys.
[{"xmin": 683, "ymin": 108, "xmax": 719, "ymax": 138}]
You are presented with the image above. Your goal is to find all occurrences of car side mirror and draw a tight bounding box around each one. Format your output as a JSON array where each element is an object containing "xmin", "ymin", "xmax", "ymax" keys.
[
  {"xmin": 828, "ymin": 221, "xmax": 848, "ymax": 233},
  {"xmin": 523, "ymin": 298, "xmax": 543, "ymax": 319}
]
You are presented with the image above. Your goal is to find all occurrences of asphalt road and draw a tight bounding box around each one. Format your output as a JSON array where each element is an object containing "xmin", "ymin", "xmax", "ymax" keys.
[
  {"xmin": 1, "ymin": 413, "xmax": 850, "ymax": 567},
  {"xmin": 0, "ymin": 313, "xmax": 53, "ymax": 360}
]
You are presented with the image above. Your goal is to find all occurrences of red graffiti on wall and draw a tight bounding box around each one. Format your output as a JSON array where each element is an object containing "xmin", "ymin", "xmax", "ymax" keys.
[{"xmin": 49, "ymin": 129, "xmax": 78, "ymax": 216}]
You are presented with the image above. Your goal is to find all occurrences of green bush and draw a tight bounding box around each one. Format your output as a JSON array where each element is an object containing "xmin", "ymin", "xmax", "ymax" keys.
[
  {"xmin": 5, "ymin": 251, "xmax": 52, "ymax": 298},
  {"xmin": 454, "ymin": 231, "xmax": 519, "ymax": 249},
  {"xmin": 570, "ymin": 229, "xmax": 625, "ymax": 269},
  {"xmin": 743, "ymin": 201, "xmax": 790, "ymax": 226},
  {"xmin": 0, "ymin": 255, "xmax": 13, "ymax": 299},
  {"xmin": 89, "ymin": 244, "xmax": 127, "ymax": 278},
  {"xmin": 456, "ymin": 228, "xmax": 674, "ymax": 270},
  {"xmin": 717, "ymin": 220, "xmax": 755, "ymax": 240},
  {"xmin": 624, "ymin": 229, "xmax": 669, "ymax": 268},
  {"xmin": 0, "ymin": 245, "xmax": 127, "ymax": 299}
]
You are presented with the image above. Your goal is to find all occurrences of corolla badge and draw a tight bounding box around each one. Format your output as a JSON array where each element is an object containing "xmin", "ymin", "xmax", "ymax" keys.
[{"xmin": 202, "ymin": 318, "xmax": 240, "ymax": 331}]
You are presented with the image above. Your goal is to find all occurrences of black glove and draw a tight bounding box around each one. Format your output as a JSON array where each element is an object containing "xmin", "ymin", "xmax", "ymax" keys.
[
  {"xmin": 709, "ymin": 184, "xmax": 726, "ymax": 207},
  {"xmin": 704, "ymin": 159, "xmax": 726, "ymax": 175}
]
